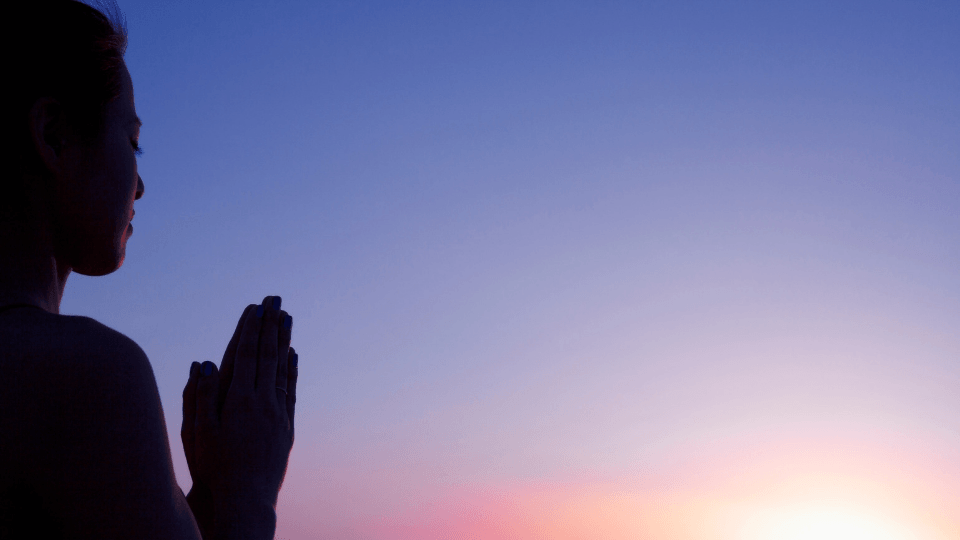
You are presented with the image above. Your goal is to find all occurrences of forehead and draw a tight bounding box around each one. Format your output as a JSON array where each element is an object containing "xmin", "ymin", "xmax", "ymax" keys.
[
  {"xmin": 121, "ymin": 64, "xmax": 135, "ymax": 104},
  {"xmin": 112, "ymin": 63, "xmax": 139, "ymax": 126}
]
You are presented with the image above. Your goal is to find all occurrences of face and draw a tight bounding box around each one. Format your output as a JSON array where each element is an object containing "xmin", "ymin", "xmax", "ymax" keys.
[{"xmin": 54, "ymin": 62, "xmax": 145, "ymax": 276}]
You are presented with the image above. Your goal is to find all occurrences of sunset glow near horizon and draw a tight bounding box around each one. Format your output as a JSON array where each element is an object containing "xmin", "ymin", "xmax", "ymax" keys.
[{"xmin": 60, "ymin": 1, "xmax": 959, "ymax": 538}]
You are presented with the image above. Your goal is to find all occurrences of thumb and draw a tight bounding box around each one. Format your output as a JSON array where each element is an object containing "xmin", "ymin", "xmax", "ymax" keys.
[
  {"xmin": 195, "ymin": 361, "xmax": 221, "ymax": 433},
  {"xmin": 182, "ymin": 361, "xmax": 200, "ymax": 450}
]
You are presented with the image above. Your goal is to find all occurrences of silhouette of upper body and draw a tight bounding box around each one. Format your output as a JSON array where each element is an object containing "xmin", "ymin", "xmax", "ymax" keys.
[{"xmin": 0, "ymin": 2, "xmax": 296, "ymax": 539}]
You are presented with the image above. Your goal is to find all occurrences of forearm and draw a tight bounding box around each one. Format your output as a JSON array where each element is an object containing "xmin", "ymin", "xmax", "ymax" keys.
[
  {"xmin": 212, "ymin": 492, "xmax": 278, "ymax": 540},
  {"xmin": 187, "ymin": 483, "xmax": 276, "ymax": 540},
  {"xmin": 186, "ymin": 484, "xmax": 216, "ymax": 540}
]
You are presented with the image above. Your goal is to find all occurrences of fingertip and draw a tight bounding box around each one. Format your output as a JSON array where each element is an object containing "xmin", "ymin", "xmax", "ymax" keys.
[
  {"xmin": 201, "ymin": 361, "xmax": 216, "ymax": 377},
  {"xmin": 196, "ymin": 361, "xmax": 220, "ymax": 401}
]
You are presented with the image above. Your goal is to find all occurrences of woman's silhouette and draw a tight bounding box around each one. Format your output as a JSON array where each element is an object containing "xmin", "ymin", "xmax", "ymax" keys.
[{"xmin": 0, "ymin": 2, "xmax": 298, "ymax": 539}]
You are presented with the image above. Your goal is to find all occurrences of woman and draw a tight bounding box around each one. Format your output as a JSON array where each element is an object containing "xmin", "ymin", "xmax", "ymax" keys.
[{"xmin": 0, "ymin": 2, "xmax": 298, "ymax": 538}]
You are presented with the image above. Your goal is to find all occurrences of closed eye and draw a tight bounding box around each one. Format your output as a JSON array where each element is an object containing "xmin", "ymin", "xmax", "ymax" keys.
[{"xmin": 132, "ymin": 140, "xmax": 143, "ymax": 156}]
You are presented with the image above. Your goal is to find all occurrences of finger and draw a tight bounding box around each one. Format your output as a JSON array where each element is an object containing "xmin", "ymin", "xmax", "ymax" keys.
[
  {"xmin": 230, "ymin": 301, "xmax": 264, "ymax": 402},
  {"xmin": 286, "ymin": 347, "xmax": 299, "ymax": 427},
  {"xmin": 257, "ymin": 296, "xmax": 282, "ymax": 398},
  {"xmin": 217, "ymin": 304, "xmax": 254, "ymax": 417},
  {"xmin": 181, "ymin": 362, "xmax": 200, "ymax": 463},
  {"xmin": 276, "ymin": 310, "xmax": 292, "ymax": 408},
  {"xmin": 195, "ymin": 361, "xmax": 220, "ymax": 434}
]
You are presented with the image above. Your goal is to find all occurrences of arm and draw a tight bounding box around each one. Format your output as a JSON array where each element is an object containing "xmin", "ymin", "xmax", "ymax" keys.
[
  {"xmin": 186, "ymin": 484, "xmax": 215, "ymax": 540},
  {"xmin": 34, "ymin": 320, "xmax": 202, "ymax": 539},
  {"xmin": 187, "ymin": 482, "xmax": 276, "ymax": 540},
  {"xmin": 212, "ymin": 494, "xmax": 278, "ymax": 540}
]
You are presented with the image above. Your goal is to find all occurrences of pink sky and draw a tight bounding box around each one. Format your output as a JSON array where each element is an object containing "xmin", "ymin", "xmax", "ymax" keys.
[{"xmin": 273, "ymin": 425, "xmax": 960, "ymax": 539}]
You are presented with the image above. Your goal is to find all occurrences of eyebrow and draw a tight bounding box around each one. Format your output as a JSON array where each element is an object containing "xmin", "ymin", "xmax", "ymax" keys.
[{"xmin": 130, "ymin": 116, "xmax": 142, "ymax": 128}]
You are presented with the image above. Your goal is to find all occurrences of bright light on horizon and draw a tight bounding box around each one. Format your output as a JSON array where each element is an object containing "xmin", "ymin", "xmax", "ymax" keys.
[{"xmin": 738, "ymin": 504, "xmax": 919, "ymax": 540}]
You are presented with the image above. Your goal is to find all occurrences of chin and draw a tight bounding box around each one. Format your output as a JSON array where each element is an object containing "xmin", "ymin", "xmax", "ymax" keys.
[
  {"xmin": 71, "ymin": 244, "xmax": 127, "ymax": 276},
  {"xmin": 56, "ymin": 222, "xmax": 132, "ymax": 276}
]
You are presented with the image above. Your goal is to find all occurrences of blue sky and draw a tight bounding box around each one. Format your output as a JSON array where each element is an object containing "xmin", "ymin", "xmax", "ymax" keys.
[{"xmin": 63, "ymin": 1, "xmax": 960, "ymax": 537}]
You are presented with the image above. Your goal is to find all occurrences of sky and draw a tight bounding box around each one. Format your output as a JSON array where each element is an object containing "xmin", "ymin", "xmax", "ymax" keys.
[{"xmin": 60, "ymin": 0, "xmax": 960, "ymax": 538}]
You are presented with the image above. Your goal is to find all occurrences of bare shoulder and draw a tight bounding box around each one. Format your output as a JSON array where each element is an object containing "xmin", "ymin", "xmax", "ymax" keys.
[
  {"xmin": 50, "ymin": 312, "xmax": 148, "ymax": 364},
  {"xmin": 0, "ymin": 309, "xmax": 147, "ymax": 371},
  {"xmin": 51, "ymin": 314, "xmax": 154, "ymax": 388},
  {"xmin": 1, "ymin": 311, "xmax": 198, "ymax": 538},
  {"xmin": 0, "ymin": 311, "xmax": 153, "ymax": 409},
  {"xmin": 0, "ymin": 311, "xmax": 155, "ymax": 479}
]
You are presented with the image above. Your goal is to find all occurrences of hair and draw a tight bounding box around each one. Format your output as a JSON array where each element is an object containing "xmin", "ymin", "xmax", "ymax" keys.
[{"xmin": 2, "ymin": 0, "xmax": 128, "ymax": 219}]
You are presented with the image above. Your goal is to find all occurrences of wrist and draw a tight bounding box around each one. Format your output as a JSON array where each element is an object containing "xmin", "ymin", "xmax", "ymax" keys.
[
  {"xmin": 213, "ymin": 493, "xmax": 277, "ymax": 540},
  {"xmin": 186, "ymin": 481, "xmax": 213, "ymax": 505},
  {"xmin": 186, "ymin": 483, "xmax": 215, "ymax": 539}
]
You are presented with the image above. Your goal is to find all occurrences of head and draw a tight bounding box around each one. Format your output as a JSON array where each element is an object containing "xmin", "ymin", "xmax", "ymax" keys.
[{"xmin": 3, "ymin": 0, "xmax": 144, "ymax": 276}]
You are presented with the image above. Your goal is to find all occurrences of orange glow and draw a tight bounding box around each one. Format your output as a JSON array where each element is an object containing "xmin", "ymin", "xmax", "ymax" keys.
[{"xmin": 339, "ymin": 435, "xmax": 960, "ymax": 540}]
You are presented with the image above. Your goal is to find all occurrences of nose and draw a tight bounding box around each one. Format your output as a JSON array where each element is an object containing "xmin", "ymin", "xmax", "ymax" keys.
[{"xmin": 135, "ymin": 174, "xmax": 144, "ymax": 200}]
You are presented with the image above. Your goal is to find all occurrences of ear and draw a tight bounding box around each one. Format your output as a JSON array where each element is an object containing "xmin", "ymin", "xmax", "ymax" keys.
[{"xmin": 28, "ymin": 97, "xmax": 70, "ymax": 177}]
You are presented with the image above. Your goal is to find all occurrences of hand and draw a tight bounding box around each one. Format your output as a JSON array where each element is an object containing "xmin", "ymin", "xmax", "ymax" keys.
[{"xmin": 181, "ymin": 295, "xmax": 298, "ymax": 509}]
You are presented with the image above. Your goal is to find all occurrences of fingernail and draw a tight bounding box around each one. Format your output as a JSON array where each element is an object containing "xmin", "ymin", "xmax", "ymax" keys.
[
  {"xmin": 273, "ymin": 297, "xmax": 282, "ymax": 310},
  {"xmin": 283, "ymin": 315, "xmax": 293, "ymax": 329},
  {"xmin": 256, "ymin": 305, "xmax": 264, "ymax": 318},
  {"xmin": 190, "ymin": 362, "xmax": 199, "ymax": 377},
  {"xmin": 202, "ymin": 361, "xmax": 214, "ymax": 376},
  {"xmin": 291, "ymin": 353, "xmax": 298, "ymax": 368}
]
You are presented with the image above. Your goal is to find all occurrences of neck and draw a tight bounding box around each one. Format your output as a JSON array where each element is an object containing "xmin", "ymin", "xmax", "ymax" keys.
[{"xmin": 0, "ymin": 217, "xmax": 71, "ymax": 315}]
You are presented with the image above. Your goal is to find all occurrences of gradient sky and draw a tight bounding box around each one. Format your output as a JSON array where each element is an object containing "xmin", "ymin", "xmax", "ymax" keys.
[{"xmin": 61, "ymin": 1, "xmax": 959, "ymax": 538}]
